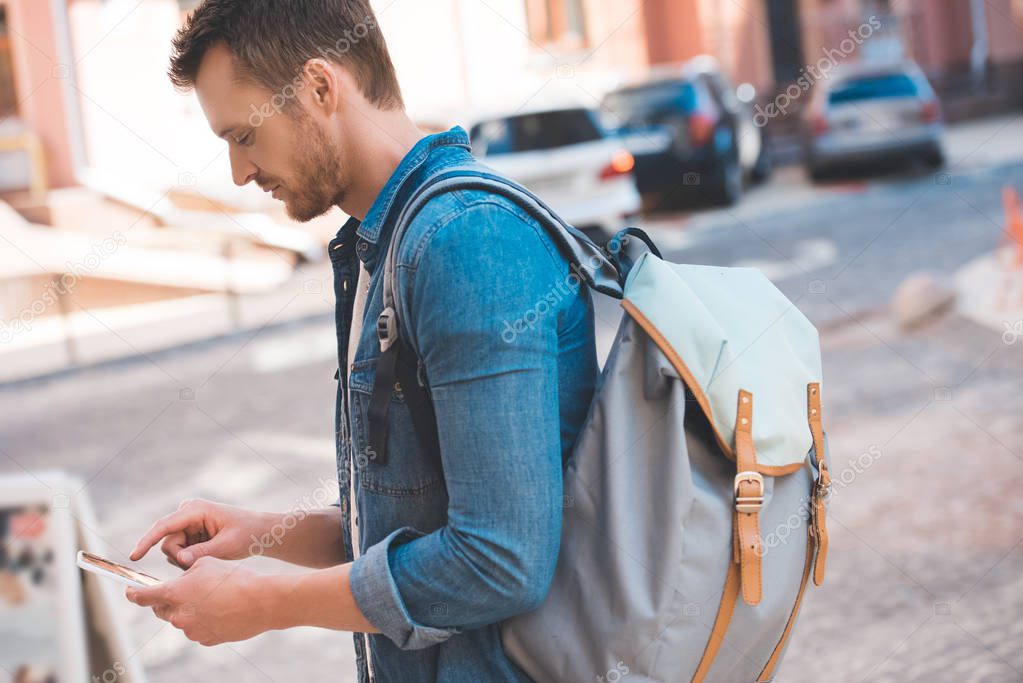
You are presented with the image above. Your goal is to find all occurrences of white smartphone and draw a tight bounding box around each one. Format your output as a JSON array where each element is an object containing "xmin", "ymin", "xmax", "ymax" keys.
[{"xmin": 76, "ymin": 550, "xmax": 162, "ymax": 588}]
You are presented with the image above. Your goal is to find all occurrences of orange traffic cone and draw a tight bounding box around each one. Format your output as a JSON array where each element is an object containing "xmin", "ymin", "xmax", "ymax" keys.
[
  {"xmin": 1002, "ymin": 185, "xmax": 1023, "ymax": 267},
  {"xmin": 996, "ymin": 186, "xmax": 1023, "ymax": 311}
]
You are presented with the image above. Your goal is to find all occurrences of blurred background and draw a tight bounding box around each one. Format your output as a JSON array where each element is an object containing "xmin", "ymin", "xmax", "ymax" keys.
[{"xmin": 1, "ymin": 0, "xmax": 1022, "ymax": 681}]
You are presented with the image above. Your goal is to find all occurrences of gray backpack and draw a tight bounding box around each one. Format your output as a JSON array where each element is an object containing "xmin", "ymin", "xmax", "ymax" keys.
[{"xmin": 372, "ymin": 167, "xmax": 831, "ymax": 683}]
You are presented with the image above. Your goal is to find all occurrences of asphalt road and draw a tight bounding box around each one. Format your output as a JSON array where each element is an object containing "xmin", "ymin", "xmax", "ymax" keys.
[
  {"xmin": 627, "ymin": 157, "xmax": 1023, "ymax": 329},
  {"xmin": 3, "ymin": 132, "xmax": 1023, "ymax": 681}
]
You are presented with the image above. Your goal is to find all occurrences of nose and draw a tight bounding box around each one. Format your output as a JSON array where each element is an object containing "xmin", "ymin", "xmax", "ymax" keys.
[{"xmin": 229, "ymin": 145, "xmax": 257, "ymax": 187}]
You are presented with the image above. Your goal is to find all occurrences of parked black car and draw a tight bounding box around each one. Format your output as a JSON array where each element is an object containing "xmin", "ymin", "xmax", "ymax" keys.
[{"xmin": 601, "ymin": 56, "xmax": 771, "ymax": 207}]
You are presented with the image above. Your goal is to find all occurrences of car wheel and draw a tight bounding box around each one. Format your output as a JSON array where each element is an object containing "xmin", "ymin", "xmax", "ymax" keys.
[
  {"xmin": 750, "ymin": 137, "xmax": 773, "ymax": 185},
  {"xmin": 923, "ymin": 145, "xmax": 945, "ymax": 169},
  {"xmin": 711, "ymin": 150, "xmax": 742, "ymax": 206},
  {"xmin": 806, "ymin": 160, "xmax": 829, "ymax": 182}
]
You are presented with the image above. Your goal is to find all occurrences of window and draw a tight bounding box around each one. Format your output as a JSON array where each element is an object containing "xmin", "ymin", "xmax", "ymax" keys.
[
  {"xmin": 602, "ymin": 80, "xmax": 699, "ymax": 128},
  {"xmin": 525, "ymin": 0, "xmax": 588, "ymax": 50},
  {"xmin": 0, "ymin": 5, "xmax": 18, "ymax": 119},
  {"xmin": 469, "ymin": 109, "xmax": 603, "ymax": 156},
  {"xmin": 828, "ymin": 73, "xmax": 919, "ymax": 104}
]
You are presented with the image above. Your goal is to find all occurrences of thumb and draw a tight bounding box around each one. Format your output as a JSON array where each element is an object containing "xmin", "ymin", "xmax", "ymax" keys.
[{"xmin": 177, "ymin": 539, "xmax": 221, "ymax": 568}]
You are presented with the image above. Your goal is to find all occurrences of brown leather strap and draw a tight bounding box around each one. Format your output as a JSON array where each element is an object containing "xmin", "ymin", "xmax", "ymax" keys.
[
  {"xmin": 807, "ymin": 382, "xmax": 829, "ymax": 586},
  {"xmin": 691, "ymin": 559, "xmax": 741, "ymax": 683},
  {"xmin": 734, "ymin": 389, "xmax": 763, "ymax": 605}
]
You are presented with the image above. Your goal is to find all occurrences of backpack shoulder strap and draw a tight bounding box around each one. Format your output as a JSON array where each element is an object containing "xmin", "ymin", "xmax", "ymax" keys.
[
  {"xmin": 367, "ymin": 165, "xmax": 659, "ymax": 466},
  {"xmin": 381, "ymin": 165, "xmax": 630, "ymax": 339}
]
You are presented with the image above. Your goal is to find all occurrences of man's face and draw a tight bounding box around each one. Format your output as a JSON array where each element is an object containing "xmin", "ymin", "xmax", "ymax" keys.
[{"xmin": 195, "ymin": 43, "xmax": 345, "ymax": 222}]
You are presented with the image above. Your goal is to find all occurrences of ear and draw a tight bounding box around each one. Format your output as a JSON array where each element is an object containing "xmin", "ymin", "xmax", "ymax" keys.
[{"xmin": 302, "ymin": 58, "xmax": 340, "ymax": 114}]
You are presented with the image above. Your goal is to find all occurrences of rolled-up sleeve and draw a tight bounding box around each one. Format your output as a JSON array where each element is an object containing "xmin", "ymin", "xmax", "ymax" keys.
[
  {"xmin": 349, "ymin": 201, "xmax": 569, "ymax": 649},
  {"xmin": 349, "ymin": 526, "xmax": 463, "ymax": 649}
]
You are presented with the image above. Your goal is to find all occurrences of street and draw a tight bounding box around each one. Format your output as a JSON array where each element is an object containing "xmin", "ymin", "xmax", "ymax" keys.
[{"xmin": 3, "ymin": 115, "xmax": 1023, "ymax": 682}]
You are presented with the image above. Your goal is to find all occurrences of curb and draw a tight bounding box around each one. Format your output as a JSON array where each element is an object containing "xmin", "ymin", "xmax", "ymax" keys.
[{"xmin": 0, "ymin": 309, "xmax": 335, "ymax": 391}]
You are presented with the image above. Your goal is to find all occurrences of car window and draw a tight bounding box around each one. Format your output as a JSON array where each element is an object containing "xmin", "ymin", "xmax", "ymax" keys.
[
  {"xmin": 828, "ymin": 73, "xmax": 919, "ymax": 104},
  {"xmin": 699, "ymin": 72, "xmax": 739, "ymax": 114},
  {"xmin": 707, "ymin": 71, "xmax": 741, "ymax": 112},
  {"xmin": 470, "ymin": 109, "xmax": 603, "ymax": 156},
  {"xmin": 602, "ymin": 80, "xmax": 698, "ymax": 128}
]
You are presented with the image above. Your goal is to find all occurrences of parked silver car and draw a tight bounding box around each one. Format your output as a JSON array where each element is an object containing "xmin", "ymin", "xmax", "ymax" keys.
[{"xmin": 803, "ymin": 61, "xmax": 945, "ymax": 180}]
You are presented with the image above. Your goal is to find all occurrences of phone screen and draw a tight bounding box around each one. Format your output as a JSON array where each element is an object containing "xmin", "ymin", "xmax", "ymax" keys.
[{"xmin": 78, "ymin": 551, "xmax": 162, "ymax": 587}]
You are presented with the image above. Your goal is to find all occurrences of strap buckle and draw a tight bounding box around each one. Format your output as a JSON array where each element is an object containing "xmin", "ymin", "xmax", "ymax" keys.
[
  {"xmin": 734, "ymin": 471, "xmax": 764, "ymax": 513},
  {"xmin": 377, "ymin": 307, "xmax": 398, "ymax": 352},
  {"xmin": 814, "ymin": 461, "xmax": 831, "ymax": 501}
]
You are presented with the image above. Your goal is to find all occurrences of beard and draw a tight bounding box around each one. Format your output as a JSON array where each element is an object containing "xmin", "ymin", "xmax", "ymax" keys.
[{"xmin": 280, "ymin": 110, "xmax": 346, "ymax": 222}]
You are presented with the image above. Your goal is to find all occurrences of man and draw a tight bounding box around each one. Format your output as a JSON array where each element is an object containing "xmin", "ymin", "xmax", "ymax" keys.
[{"xmin": 125, "ymin": 1, "xmax": 598, "ymax": 681}]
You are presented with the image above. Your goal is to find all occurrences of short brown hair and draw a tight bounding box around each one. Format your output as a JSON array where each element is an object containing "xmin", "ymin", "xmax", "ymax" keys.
[{"xmin": 169, "ymin": 0, "xmax": 404, "ymax": 110}]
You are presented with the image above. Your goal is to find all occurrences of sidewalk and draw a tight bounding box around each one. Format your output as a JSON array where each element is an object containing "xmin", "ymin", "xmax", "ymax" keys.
[
  {"xmin": 781, "ymin": 304, "xmax": 1023, "ymax": 682},
  {"xmin": 0, "ymin": 261, "xmax": 335, "ymax": 385}
]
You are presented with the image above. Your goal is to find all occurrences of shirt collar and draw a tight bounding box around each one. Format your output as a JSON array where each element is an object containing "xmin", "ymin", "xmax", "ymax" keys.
[{"xmin": 354, "ymin": 125, "xmax": 471, "ymax": 246}]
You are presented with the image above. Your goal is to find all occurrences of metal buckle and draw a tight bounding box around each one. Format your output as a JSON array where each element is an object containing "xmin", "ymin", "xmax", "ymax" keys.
[
  {"xmin": 734, "ymin": 471, "xmax": 765, "ymax": 513},
  {"xmin": 814, "ymin": 462, "xmax": 831, "ymax": 501},
  {"xmin": 377, "ymin": 307, "xmax": 398, "ymax": 352}
]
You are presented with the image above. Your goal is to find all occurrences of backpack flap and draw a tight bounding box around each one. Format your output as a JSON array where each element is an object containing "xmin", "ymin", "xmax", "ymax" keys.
[{"xmin": 621, "ymin": 252, "xmax": 822, "ymax": 474}]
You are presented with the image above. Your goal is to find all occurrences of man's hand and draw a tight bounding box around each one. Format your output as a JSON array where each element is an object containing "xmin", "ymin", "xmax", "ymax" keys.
[
  {"xmin": 130, "ymin": 499, "xmax": 273, "ymax": 569},
  {"xmin": 125, "ymin": 557, "xmax": 275, "ymax": 646}
]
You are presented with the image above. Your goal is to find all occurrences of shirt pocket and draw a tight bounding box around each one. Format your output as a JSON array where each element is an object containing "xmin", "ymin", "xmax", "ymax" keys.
[{"xmin": 348, "ymin": 357, "xmax": 447, "ymax": 498}]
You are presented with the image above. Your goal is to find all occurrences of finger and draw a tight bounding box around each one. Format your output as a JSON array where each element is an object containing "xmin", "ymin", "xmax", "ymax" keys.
[
  {"xmin": 125, "ymin": 583, "xmax": 172, "ymax": 608},
  {"xmin": 160, "ymin": 532, "xmax": 188, "ymax": 567},
  {"xmin": 186, "ymin": 527, "xmax": 211, "ymax": 546},
  {"xmin": 176, "ymin": 539, "xmax": 222, "ymax": 568},
  {"xmin": 131, "ymin": 509, "xmax": 200, "ymax": 561},
  {"xmin": 152, "ymin": 604, "xmax": 172, "ymax": 622}
]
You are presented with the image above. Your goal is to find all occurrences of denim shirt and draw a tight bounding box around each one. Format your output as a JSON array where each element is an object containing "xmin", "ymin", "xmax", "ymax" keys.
[{"xmin": 329, "ymin": 126, "xmax": 599, "ymax": 683}]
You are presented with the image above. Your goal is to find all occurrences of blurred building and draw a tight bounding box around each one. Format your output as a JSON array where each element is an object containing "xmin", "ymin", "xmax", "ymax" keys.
[
  {"xmin": 0, "ymin": 0, "xmax": 320, "ymax": 355},
  {"xmin": 800, "ymin": 0, "xmax": 1023, "ymax": 118},
  {"xmin": 0, "ymin": 0, "xmax": 1019, "ymax": 198},
  {"xmin": 376, "ymin": 0, "xmax": 1023, "ymax": 132}
]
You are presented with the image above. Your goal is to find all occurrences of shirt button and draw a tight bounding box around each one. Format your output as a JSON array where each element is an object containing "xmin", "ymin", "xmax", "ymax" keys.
[{"xmin": 357, "ymin": 240, "xmax": 369, "ymax": 254}]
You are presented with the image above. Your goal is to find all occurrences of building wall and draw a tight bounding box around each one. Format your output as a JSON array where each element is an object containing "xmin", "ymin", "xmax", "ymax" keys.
[
  {"xmin": 3, "ymin": 0, "xmax": 1019, "ymax": 200},
  {"xmin": 377, "ymin": 0, "xmax": 650, "ymax": 126},
  {"xmin": 67, "ymin": 0, "xmax": 205, "ymax": 191},
  {"xmin": 4, "ymin": 0, "xmax": 78, "ymax": 189},
  {"xmin": 799, "ymin": 0, "xmax": 1023, "ymax": 78},
  {"xmin": 638, "ymin": 0, "xmax": 774, "ymax": 91},
  {"xmin": 985, "ymin": 0, "xmax": 1023, "ymax": 62}
]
